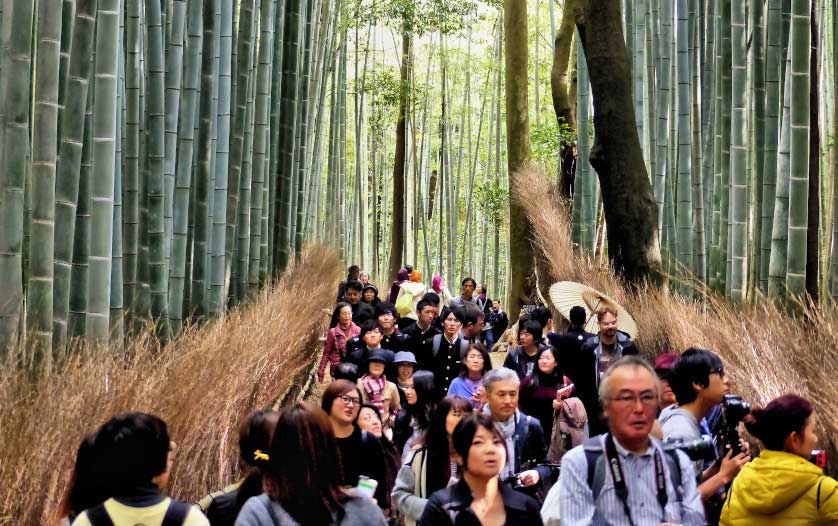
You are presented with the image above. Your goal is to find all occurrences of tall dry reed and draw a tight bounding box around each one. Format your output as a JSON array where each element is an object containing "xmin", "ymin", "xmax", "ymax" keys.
[
  {"xmin": 0, "ymin": 246, "xmax": 341, "ymax": 525},
  {"xmin": 516, "ymin": 165, "xmax": 838, "ymax": 463}
]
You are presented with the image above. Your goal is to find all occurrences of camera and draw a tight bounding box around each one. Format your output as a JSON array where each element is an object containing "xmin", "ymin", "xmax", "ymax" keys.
[
  {"xmin": 662, "ymin": 436, "xmax": 718, "ymax": 462},
  {"xmin": 719, "ymin": 394, "xmax": 751, "ymax": 455}
]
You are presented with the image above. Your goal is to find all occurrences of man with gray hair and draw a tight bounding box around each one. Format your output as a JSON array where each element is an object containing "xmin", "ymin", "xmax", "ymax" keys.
[
  {"xmin": 555, "ymin": 356, "xmax": 706, "ymax": 525},
  {"xmin": 482, "ymin": 367, "xmax": 555, "ymax": 498}
]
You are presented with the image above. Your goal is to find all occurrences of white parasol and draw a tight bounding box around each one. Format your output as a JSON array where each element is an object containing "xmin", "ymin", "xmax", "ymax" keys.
[{"xmin": 548, "ymin": 281, "xmax": 639, "ymax": 339}]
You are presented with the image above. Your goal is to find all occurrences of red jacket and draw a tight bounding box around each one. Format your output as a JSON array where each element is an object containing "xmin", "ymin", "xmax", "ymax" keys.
[{"xmin": 318, "ymin": 322, "xmax": 361, "ymax": 380}]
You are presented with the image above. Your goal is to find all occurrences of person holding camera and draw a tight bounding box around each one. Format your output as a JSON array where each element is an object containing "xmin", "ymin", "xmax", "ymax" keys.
[
  {"xmin": 720, "ymin": 394, "xmax": 838, "ymax": 525},
  {"xmin": 557, "ymin": 356, "xmax": 705, "ymax": 526},
  {"xmin": 661, "ymin": 348, "xmax": 750, "ymax": 505}
]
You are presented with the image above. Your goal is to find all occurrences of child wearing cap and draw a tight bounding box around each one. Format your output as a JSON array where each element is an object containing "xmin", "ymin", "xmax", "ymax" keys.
[
  {"xmin": 358, "ymin": 350, "xmax": 401, "ymax": 437},
  {"xmin": 393, "ymin": 351, "xmax": 417, "ymax": 407}
]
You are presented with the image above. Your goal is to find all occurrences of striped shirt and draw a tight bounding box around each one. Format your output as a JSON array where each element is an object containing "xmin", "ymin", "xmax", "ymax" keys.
[{"xmin": 555, "ymin": 435, "xmax": 706, "ymax": 526}]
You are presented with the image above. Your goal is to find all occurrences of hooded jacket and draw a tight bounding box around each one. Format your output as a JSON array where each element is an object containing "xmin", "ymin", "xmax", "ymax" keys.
[{"xmin": 720, "ymin": 449, "xmax": 838, "ymax": 526}]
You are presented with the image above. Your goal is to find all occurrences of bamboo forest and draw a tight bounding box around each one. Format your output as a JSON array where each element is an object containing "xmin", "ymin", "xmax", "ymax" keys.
[{"xmin": 2, "ymin": 0, "xmax": 838, "ymax": 359}]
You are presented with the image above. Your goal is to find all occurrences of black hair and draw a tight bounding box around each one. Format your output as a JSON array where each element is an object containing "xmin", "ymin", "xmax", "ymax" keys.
[
  {"xmin": 406, "ymin": 371, "xmax": 439, "ymax": 430},
  {"xmin": 359, "ymin": 319, "xmax": 383, "ymax": 339},
  {"xmin": 416, "ymin": 298, "xmax": 434, "ymax": 313},
  {"xmin": 421, "ymin": 292, "xmax": 441, "ymax": 306},
  {"xmin": 93, "ymin": 413, "xmax": 170, "ymax": 497},
  {"xmin": 440, "ymin": 306, "xmax": 465, "ymax": 324},
  {"xmin": 236, "ymin": 410, "xmax": 280, "ymax": 511},
  {"xmin": 461, "ymin": 277, "xmax": 477, "ymax": 288},
  {"xmin": 332, "ymin": 302, "xmax": 352, "ymax": 320},
  {"xmin": 359, "ymin": 403, "xmax": 383, "ymax": 422},
  {"xmin": 526, "ymin": 346, "xmax": 563, "ymax": 389},
  {"xmin": 60, "ymin": 433, "xmax": 110, "ymax": 519},
  {"xmin": 530, "ymin": 306, "xmax": 553, "ymax": 327},
  {"xmin": 344, "ymin": 280, "xmax": 364, "ymax": 293},
  {"xmin": 332, "ymin": 362, "xmax": 359, "ymax": 383},
  {"xmin": 670, "ymin": 347, "xmax": 724, "ymax": 405},
  {"xmin": 461, "ymin": 305, "xmax": 485, "ymax": 327},
  {"xmin": 423, "ymin": 396, "xmax": 473, "ymax": 493},
  {"xmin": 374, "ymin": 302, "xmax": 398, "ymax": 318},
  {"xmin": 404, "ymin": 265, "xmax": 414, "ymax": 274},
  {"xmin": 519, "ymin": 320, "xmax": 544, "ymax": 344},
  {"xmin": 459, "ymin": 342, "xmax": 492, "ymax": 378},
  {"xmin": 452, "ymin": 413, "xmax": 507, "ymax": 472},
  {"xmin": 569, "ymin": 305, "xmax": 587, "ymax": 326},
  {"xmin": 321, "ymin": 380, "xmax": 363, "ymax": 418}
]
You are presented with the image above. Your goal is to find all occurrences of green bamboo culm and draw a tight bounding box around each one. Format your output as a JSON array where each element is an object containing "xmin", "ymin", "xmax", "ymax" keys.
[
  {"xmin": 675, "ymin": 0, "xmax": 693, "ymax": 290},
  {"xmin": 784, "ymin": 0, "xmax": 810, "ymax": 300},
  {"xmin": 86, "ymin": 0, "xmax": 120, "ymax": 346},
  {"xmin": 727, "ymin": 0, "xmax": 747, "ymax": 300},
  {"xmin": 768, "ymin": 49, "xmax": 793, "ymax": 302},
  {"xmin": 0, "ymin": 0, "xmax": 35, "ymax": 354},
  {"xmin": 54, "ymin": 0, "xmax": 100, "ymax": 351},
  {"xmin": 123, "ymin": 0, "xmax": 142, "ymax": 325}
]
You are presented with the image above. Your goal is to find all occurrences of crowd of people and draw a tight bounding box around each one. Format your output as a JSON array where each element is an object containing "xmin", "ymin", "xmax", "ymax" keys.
[{"xmin": 57, "ymin": 264, "xmax": 838, "ymax": 526}]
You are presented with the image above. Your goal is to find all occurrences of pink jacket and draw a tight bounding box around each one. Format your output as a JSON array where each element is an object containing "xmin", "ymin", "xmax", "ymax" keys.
[{"xmin": 318, "ymin": 322, "xmax": 361, "ymax": 380}]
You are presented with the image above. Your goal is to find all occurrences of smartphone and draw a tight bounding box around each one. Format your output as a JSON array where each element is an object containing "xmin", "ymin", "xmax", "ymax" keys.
[{"xmin": 557, "ymin": 383, "xmax": 575, "ymax": 399}]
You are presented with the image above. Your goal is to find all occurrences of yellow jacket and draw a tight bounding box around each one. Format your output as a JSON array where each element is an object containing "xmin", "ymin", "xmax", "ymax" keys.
[{"xmin": 721, "ymin": 450, "xmax": 838, "ymax": 526}]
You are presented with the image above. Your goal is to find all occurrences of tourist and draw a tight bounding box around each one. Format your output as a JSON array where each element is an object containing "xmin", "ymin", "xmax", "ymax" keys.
[
  {"xmin": 571, "ymin": 306, "xmax": 639, "ymax": 435},
  {"xmin": 529, "ymin": 306, "xmax": 554, "ymax": 337},
  {"xmin": 447, "ymin": 342, "xmax": 492, "ymax": 410},
  {"xmin": 71, "ymin": 413, "xmax": 208, "ymax": 526},
  {"xmin": 358, "ymin": 351, "xmax": 401, "ymax": 434},
  {"xmin": 545, "ymin": 305, "xmax": 591, "ymax": 360},
  {"xmin": 331, "ymin": 280, "xmax": 374, "ymax": 328},
  {"xmin": 431, "ymin": 274, "xmax": 454, "ymax": 307},
  {"xmin": 321, "ymin": 381, "xmax": 389, "ymax": 509},
  {"xmin": 318, "ymin": 302, "xmax": 361, "ymax": 383},
  {"xmin": 396, "ymin": 270, "xmax": 428, "ymax": 330},
  {"xmin": 661, "ymin": 348, "xmax": 749, "ymax": 504},
  {"xmin": 337, "ymin": 265, "xmax": 362, "ymax": 301},
  {"xmin": 481, "ymin": 368, "xmax": 553, "ymax": 497},
  {"xmin": 393, "ymin": 371, "xmax": 439, "ymax": 458},
  {"xmin": 392, "ymin": 396, "xmax": 473, "ymax": 525},
  {"xmin": 359, "ymin": 270, "xmax": 371, "ymax": 287},
  {"xmin": 348, "ymin": 303, "xmax": 404, "ymax": 356},
  {"xmin": 460, "ymin": 305, "xmax": 486, "ymax": 343},
  {"xmin": 236, "ymin": 402, "xmax": 387, "ymax": 526},
  {"xmin": 388, "ymin": 267, "xmax": 411, "ymax": 304},
  {"xmin": 358, "ymin": 404, "xmax": 404, "ymax": 524},
  {"xmin": 417, "ymin": 413, "xmax": 544, "ymax": 526},
  {"xmin": 419, "ymin": 307, "xmax": 470, "ymax": 394},
  {"xmin": 449, "ymin": 277, "xmax": 479, "ymax": 310},
  {"xmin": 556, "ymin": 356, "xmax": 705, "ymax": 526},
  {"xmin": 332, "ymin": 362, "xmax": 359, "ymax": 383},
  {"xmin": 346, "ymin": 321, "xmax": 395, "ymax": 378},
  {"xmin": 57, "ymin": 434, "xmax": 109, "ymax": 525},
  {"xmin": 721, "ymin": 394, "xmax": 838, "ymax": 525},
  {"xmin": 488, "ymin": 299, "xmax": 509, "ymax": 348},
  {"xmin": 654, "ymin": 351, "xmax": 679, "ymax": 410},
  {"xmin": 519, "ymin": 346, "xmax": 574, "ymax": 439},
  {"xmin": 503, "ymin": 320, "xmax": 548, "ymax": 380},
  {"xmin": 362, "ymin": 284, "xmax": 381, "ymax": 308},
  {"xmin": 393, "ymin": 351, "xmax": 417, "ymax": 406},
  {"xmin": 400, "ymin": 299, "xmax": 440, "ymax": 356},
  {"xmin": 198, "ymin": 410, "xmax": 279, "ymax": 526}
]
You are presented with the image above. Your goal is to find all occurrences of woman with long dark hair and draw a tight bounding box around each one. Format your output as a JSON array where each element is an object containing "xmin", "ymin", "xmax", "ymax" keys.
[
  {"xmin": 57, "ymin": 434, "xmax": 110, "ymax": 525},
  {"xmin": 236, "ymin": 402, "xmax": 387, "ymax": 526},
  {"xmin": 198, "ymin": 410, "xmax": 279, "ymax": 526},
  {"xmin": 447, "ymin": 343, "xmax": 492, "ymax": 410},
  {"xmin": 418, "ymin": 413, "xmax": 543, "ymax": 526},
  {"xmin": 392, "ymin": 396, "xmax": 473, "ymax": 525},
  {"xmin": 721, "ymin": 394, "xmax": 838, "ymax": 525},
  {"xmin": 519, "ymin": 346, "xmax": 573, "ymax": 438},
  {"xmin": 392, "ymin": 371, "xmax": 439, "ymax": 458}
]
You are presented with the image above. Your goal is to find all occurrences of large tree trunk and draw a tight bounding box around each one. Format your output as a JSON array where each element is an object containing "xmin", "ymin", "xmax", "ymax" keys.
[
  {"xmin": 552, "ymin": 0, "xmax": 579, "ymax": 200},
  {"xmin": 576, "ymin": 0, "xmax": 662, "ymax": 285},
  {"xmin": 505, "ymin": 0, "xmax": 532, "ymax": 320},
  {"xmin": 387, "ymin": 28, "xmax": 410, "ymax": 284}
]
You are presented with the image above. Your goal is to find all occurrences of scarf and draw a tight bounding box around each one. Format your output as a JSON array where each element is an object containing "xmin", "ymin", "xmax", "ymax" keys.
[
  {"xmin": 482, "ymin": 407, "xmax": 518, "ymax": 479},
  {"xmin": 361, "ymin": 375, "xmax": 386, "ymax": 412}
]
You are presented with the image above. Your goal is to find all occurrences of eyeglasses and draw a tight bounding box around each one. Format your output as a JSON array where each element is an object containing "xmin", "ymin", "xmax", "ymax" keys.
[
  {"xmin": 609, "ymin": 392, "xmax": 658, "ymax": 407},
  {"xmin": 338, "ymin": 395, "xmax": 360, "ymax": 407},
  {"xmin": 710, "ymin": 368, "xmax": 725, "ymax": 377}
]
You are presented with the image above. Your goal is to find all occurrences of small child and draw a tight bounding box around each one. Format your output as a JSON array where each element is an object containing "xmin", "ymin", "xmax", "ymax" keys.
[{"xmin": 357, "ymin": 350, "xmax": 401, "ymax": 436}]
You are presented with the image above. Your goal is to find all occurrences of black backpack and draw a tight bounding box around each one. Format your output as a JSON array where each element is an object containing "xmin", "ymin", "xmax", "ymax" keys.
[{"xmin": 86, "ymin": 500, "xmax": 192, "ymax": 526}]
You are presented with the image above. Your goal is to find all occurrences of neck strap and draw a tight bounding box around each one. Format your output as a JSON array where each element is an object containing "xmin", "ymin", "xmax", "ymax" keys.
[{"xmin": 604, "ymin": 434, "xmax": 668, "ymax": 526}]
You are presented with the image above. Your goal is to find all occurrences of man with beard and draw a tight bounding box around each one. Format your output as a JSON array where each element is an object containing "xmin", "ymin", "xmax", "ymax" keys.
[{"xmin": 570, "ymin": 307, "xmax": 638, "ymax": 436}]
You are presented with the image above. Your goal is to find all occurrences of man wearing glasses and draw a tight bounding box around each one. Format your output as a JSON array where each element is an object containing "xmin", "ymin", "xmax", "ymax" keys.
[
  {"xmin": 661, "ymin": 348, "xmax": 750, "ymax": 521},
  {"xmin": 556, "ymin": 356, "xmax": 706, "ymax": 526}
]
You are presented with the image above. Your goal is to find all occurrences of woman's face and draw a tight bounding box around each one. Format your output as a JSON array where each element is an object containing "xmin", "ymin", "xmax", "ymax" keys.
[
  {"xmin": 398, "ymin": 363, "xmax": 414, "ymax": 381},
  {"xmin": 519, "ymin": 330, "xmax": 534, "ymax": 348},
  {"xmin": 537, "ymin": 350, "xmax": 557, "ymax": 375},
  {"xmin": 338, "ymin": 306, "xmax": 353, "ymax": 324},
  {"xmin": 465, "ymin": 426, "xmax": 506, "ymax": 479},
  {"xmin": 404, "ymin": 382, "xmax": 417, "ymax": 405},
  {"xmin": 475, "ymin": 285, "xmax": 485, "ymax": 295},
  {"xmin": 368, "ymin": 361, "xmax": 385, "ymax": 378},
  {"xmin": 329, "ymin": 390, "xmax": 360, "ymax": 426},
  {"xmin": 788, "ymin": 414, "xmax": 819, "ymax": 458},
  {"xmin": 363, "ymin": 289, "xmax": 376, "ymax": 302},
  {"xmin": 465, "ymin": 349, "xmax": 484, "ymax": 374},
  {"xmin": 445, "ymin": 406, "xmax": 466, "ymax": 436},
  {"xmin": 358, "ymin": 407, "xmax": 383, "ymax": 438}
]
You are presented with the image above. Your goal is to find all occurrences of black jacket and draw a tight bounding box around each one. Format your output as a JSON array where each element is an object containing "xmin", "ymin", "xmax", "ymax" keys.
[
  {"xmin": 502, "ymin": 344, "xmax": 549, "ymax": 380},
  {"xmin": 346, "ymin": 331, "xmax": 404, "ymax": 356},
  {"xmin": 570, "ymin": 333, "xmax": 639, "ymax": 436},
  {"xmin": 417, "ymin": 478, "xmax": 544, "ymax": 526},
  {"xmin": 345, "ymin": 346, "xmax": 396, "ymax": 379},
  {"xmin": 400, "ymin": 322, "xmax": 440, "ymax": 356},
  {"xmin": 508, "ymin": 411, "xmax": 554, "ymax": 491},
  {"xmin": 488, "ymin": 309, "xmax": 509, "ymax": 337}
]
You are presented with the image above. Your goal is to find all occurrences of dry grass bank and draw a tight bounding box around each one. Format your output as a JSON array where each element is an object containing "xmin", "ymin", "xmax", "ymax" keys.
[
  {"xmin": 0, "ymin": 246, "xmax": 341, "ymax": 525},
  {"xmin": 516, "ymin": 166, "xmax": 838, "ymax": 461}
]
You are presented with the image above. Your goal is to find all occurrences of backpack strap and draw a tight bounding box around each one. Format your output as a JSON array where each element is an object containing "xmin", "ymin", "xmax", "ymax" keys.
[
  {"xmin": 431, "ymin": 334, "xmax": 442, "ymax": 358},
  {"xmin": 662, "ymin": 450, "xmax": 683, "ymax": 503},
  {"xmin": 261, "ymin": 496, "xmax": 282, "ymax": 526},
  {"xmin": 161, "ymin": 500, "xmax": 192, "ymax": 526},
  {"xmin": 818, "ymin": 477, "xmax": 825, "ymax": 511},
  {"xmin": 85, "ymin": 504, "xmax": 114, "ymax": 526},
  {"xmin": 583, "ymin": 436, "xmax": 607, "ymax": 500}
]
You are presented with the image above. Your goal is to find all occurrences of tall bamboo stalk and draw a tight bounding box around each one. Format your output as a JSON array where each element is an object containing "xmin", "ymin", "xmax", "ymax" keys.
[{"xmin": 728, "ymin": 0, "xmax": 748, "ymax": 300}]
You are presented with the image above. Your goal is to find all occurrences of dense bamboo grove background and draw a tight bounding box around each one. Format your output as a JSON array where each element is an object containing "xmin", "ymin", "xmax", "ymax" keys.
[{"xmin": 0, "ymin": 246, "xmax": 340, "ymax": 526}]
